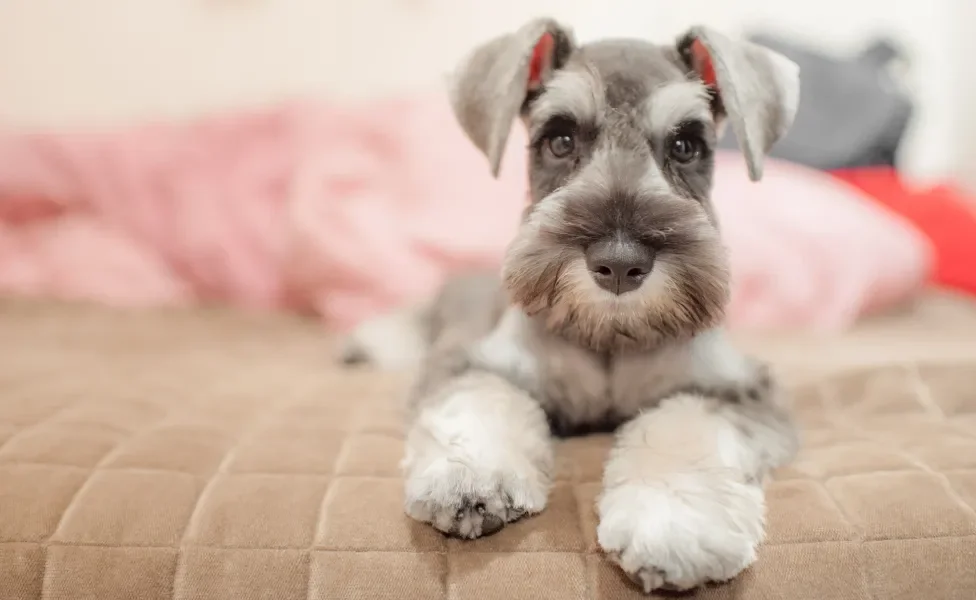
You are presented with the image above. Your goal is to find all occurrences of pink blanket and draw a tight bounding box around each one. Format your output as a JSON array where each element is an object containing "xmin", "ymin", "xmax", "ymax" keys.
[{"xmin": 0, "ymin": 93, "xmax": 931, "ymax": 332}]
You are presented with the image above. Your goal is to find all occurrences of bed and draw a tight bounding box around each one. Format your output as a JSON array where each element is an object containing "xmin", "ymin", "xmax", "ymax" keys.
[{"xmin": 2, "ymin": 291, "xmax": 975, "ymax": 599}]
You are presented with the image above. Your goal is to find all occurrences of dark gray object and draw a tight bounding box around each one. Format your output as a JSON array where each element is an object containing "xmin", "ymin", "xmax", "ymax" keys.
[{"xmin": 719, "ymin": 34, "xmax": 914, "ymax": 170}]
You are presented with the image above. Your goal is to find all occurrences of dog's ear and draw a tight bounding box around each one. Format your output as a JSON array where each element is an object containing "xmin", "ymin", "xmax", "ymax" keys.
[
  {"xmin": 678, "ymin": 27, "xmax": 799, "ymax": 181},
  {"xmin": 449, "ymin": 19, "xmax": 576, "ymax": 177}
]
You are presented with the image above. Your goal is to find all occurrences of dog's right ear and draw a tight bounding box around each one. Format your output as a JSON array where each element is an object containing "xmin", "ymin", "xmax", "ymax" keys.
[{"xmin": 449, "ymin": 19, "xmax": 576, "ymax": 177}]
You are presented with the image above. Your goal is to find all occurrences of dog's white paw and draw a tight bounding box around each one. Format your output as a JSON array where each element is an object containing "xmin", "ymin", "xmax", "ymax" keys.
[
  {"xmin": 403, "ymin": 452, "xmax": 549, "ymax": 539},
  {"xmin": 339, "ymin": 309, "xmax": 427, "ymax": 370},
  {"xmin": 597, "ymin": 473, "xmax": 764, "ymax": 593}
]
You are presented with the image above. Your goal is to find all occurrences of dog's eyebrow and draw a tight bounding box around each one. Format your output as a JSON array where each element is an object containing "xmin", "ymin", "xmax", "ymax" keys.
[
  {"xmin": 528, "ymin": 68, "xmax": 604, "ymax": 128},
  {"xmin": 646, "ymin": 81, "xmax": 712, "ymax": 136}
]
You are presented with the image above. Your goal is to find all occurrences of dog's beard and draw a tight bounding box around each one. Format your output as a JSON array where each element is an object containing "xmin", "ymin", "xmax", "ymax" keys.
[{"xmin": 502, "ymin": 227, "xmax": 730, "ymax": 354}]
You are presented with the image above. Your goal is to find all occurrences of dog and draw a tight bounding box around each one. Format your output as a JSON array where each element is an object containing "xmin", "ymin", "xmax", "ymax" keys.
[{"xmin": 341, "ymin": 18, "xmax": 801, "ymax": 594}]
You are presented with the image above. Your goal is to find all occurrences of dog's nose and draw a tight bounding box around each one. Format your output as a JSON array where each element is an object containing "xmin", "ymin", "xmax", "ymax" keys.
[{"xmin": 585, "ymin": 237, "xmax": 655, "ymax": 295}]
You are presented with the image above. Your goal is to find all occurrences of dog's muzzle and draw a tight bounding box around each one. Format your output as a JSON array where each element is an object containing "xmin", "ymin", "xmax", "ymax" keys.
[{"xmin": 584, "ymin": 235, "xmax": 656, "ymax": 295}]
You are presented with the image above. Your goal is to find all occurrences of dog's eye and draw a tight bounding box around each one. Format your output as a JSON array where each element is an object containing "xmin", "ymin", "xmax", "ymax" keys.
[
  {"xmin": 546, "ymin": 134, "xmax": 576, "ymax": 159},
  {"xmin": 536, "ymin": 115, "xmax": 578, "ymax": 160},
  {"xmin": 668, "ymin": 135, "xmax": 702, "ymax": 164}
]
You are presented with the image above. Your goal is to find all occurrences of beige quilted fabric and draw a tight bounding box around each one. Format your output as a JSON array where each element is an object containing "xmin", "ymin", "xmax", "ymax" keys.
[{"xmin": 1, "ymin": 297, "xmax": 975, "ymax": 600}]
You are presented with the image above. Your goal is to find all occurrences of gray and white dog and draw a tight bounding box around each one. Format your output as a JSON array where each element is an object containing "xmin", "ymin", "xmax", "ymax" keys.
[{"xmin": 343, "ymin": 18, "xmax": 801, "ymax": 594}]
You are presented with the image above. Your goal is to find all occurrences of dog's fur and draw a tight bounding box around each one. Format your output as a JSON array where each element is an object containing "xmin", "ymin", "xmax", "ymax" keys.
[{"xmin": 341, "ymin": 19, "xmax": 801, "ymax": 594}]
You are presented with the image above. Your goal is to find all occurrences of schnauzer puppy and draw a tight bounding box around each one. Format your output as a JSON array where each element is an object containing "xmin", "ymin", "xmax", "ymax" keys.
[{"xmin": 343, "ymin": 18, "xmax": 801, "ymax": 594}]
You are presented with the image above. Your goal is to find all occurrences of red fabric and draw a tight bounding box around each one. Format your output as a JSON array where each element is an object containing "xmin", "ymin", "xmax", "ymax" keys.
[{"xmin": 832, "ymin": 167, "xmax": 976, "ymax": 296}]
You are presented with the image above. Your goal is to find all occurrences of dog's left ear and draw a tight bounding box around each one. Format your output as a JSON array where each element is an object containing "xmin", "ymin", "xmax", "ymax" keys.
[{"xmin": 678, "ymin": 27, "xmax": 800, "ymax": 181}]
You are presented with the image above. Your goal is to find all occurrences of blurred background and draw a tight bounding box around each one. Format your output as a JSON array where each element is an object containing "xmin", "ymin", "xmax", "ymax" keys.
[{"xmin": 1, "ymin": 0, "xmax": 974, "ymax": 335}]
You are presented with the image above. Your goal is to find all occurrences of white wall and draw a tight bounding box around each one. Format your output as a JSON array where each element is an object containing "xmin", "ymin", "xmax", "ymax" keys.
[
  {"xmin": 950, "ymin": 0, "xmax": 976, "ymax": 191},
  {"xmin": 0, "ymin": 0, "xmax": 967, "ymax": 183}
]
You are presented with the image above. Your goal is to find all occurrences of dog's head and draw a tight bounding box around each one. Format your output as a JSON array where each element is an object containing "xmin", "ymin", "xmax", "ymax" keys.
[{"xmin": 450, "ymin": 19, "xmax": 799, "ymax": 352}]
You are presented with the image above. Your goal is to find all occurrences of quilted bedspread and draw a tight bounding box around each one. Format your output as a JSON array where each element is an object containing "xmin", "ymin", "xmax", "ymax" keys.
[{"xmin": 2, "ymin": 296, "xmax": 976, "ymax": 600}]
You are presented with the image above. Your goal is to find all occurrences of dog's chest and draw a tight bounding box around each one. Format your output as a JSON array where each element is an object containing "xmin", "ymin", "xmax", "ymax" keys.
[
  {"xmin": 534, "ymin": 341, "xmax": 694, "ymax": 432},
  {"xmin": 471, "ymin": 311, "xmax": 697, "ymax": 433}
]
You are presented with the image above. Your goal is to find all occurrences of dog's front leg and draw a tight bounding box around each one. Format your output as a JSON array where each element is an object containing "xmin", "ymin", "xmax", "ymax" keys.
[
  {"xmin": 596, "ymin": 368, "xmax": 798, "ymax": 593},
  {"xmin": 403, "ymin": 370, "xmax": 554, "ymax": 539}
]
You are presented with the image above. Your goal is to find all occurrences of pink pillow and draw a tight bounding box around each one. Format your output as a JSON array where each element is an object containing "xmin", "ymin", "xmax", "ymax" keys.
[
  {"xmin": 712, "ymin": 152, "xmax": 932, "ymax": 331},
  {"xmin": 0, "ymin": 93, "xmax": 931, "ymax": 333}
]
